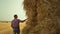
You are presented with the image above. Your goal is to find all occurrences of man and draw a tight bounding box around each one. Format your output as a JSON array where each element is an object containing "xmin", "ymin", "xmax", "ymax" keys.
[{"xmin": 11, "ymin": 14, "xmax": 26, "ymax": 34}]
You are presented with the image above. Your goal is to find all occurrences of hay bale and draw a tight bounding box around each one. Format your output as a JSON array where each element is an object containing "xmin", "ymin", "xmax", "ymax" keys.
[
  {"xmin": 22, "ymin": 0, "xmax": 60, "ymax": 34},
  {"xmin": 23, "ymin": 0, "xmax": 38, "ymax": 26}
]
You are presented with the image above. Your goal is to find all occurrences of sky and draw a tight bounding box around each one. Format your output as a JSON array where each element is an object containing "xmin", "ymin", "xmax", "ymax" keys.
[{"xmin": 0, "ymin": 0, "xmax": 27, "ymax": 21}]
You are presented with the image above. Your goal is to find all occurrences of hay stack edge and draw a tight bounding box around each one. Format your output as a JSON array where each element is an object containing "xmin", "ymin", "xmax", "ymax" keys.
[{"xmin": 22, "ymin": 0, "xmax": 60, "ymax": 34}]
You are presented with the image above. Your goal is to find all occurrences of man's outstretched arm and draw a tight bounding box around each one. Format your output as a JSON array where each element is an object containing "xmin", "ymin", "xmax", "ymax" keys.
[{"xmin": 20, "ymin": 19, "xmax": 27, "ymax": 22}]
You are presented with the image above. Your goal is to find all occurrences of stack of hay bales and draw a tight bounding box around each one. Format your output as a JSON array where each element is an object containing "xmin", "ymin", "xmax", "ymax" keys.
[{"xmin": 22, "ymin": 0, "xmax": 60, "ymax": 34}]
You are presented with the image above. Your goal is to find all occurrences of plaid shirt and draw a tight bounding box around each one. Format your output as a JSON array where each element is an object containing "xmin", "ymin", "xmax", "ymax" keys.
[{"xmin": 11, "ymin": 19, "xmax": 20, "ymax": 28}]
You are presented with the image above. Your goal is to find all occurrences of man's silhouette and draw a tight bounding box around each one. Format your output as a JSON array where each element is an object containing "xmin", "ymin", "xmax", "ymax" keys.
[{"xmin": 11, "ymin": 14, "xmax": 26, "ymax": 34}]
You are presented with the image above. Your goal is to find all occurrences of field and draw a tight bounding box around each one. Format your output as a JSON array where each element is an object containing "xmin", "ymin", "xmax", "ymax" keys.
[{"xmin": 0, "ymin": 22, "xmax": 26, "ymax": 34}]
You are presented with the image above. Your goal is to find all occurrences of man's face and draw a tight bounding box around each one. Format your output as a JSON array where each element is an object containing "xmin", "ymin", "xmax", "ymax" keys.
[{"xmin": 14, "ymin": 15, "xmax": 18, "ymax": 19}]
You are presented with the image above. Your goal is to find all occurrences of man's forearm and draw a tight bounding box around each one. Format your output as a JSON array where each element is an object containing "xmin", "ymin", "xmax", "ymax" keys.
[{"xmin": 21, "ymin": 19, "xmax": 27, "ymax": 22}]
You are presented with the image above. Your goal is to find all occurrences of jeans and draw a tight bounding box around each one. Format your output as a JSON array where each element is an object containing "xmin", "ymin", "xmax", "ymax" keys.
[{"xmin": 13, "ymin": 27, "xmax": 20, "ymax": 34}]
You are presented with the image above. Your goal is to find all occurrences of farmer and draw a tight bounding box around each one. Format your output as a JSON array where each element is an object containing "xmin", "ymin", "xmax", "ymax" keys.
[{"xmin": 11, "ymin": 14, "xmax": 26, "ymax": 34}]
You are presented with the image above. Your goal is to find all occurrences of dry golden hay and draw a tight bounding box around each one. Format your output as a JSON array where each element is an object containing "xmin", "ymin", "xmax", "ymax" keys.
[
  {"xmin": 22, "ymin": 0, "xmax": 60, "ymax": 34},
  {"xmin": 23, "ymin": 0, "xmax": 38, "ymax": 26}
]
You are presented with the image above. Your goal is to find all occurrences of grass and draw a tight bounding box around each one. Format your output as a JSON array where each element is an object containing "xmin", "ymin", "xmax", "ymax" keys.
[{"xmin": 0, "ymin": 22, "xmax": 26, "ymax": 34}]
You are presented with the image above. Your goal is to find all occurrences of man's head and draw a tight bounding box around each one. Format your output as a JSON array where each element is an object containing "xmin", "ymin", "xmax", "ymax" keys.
[{"xmin": 14, "ymin": 14, "xmax": 18, "ymax": 19}]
